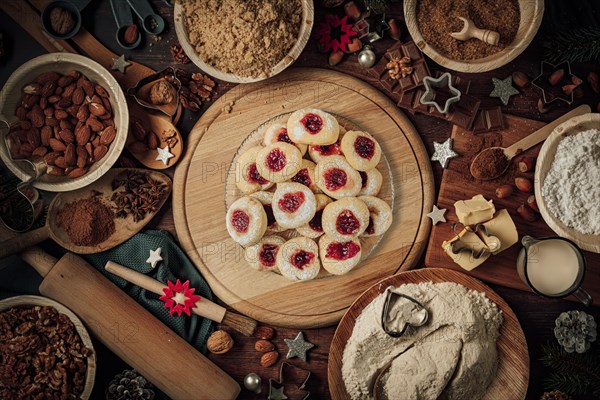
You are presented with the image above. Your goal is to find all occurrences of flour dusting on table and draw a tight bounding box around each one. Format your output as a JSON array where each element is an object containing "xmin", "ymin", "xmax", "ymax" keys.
[{"xmin": 342, "ymin": 282, "xmax": 502, "ymax": 400}]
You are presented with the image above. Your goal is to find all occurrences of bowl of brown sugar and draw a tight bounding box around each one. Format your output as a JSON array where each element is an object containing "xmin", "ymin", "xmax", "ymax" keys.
[
  {"xmin": 404, "ymin": 0, "xmax": 544, "ymax": 73},
  {"xmin": 174, "ymin": 0, "xmax": 314, "ymax": 83}
]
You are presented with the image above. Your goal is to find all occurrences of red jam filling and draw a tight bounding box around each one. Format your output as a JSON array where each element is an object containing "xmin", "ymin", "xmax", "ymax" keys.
[
  {"xmin": 278, "ymin": 192, "xmax": 305, "ymax": 213},
  {"xmin": 290, "ymin": 250, "xmax": 314, "ymax": 269},
  {"xmin": 366, "ymin": 217, "xmax": 375, "ymax": 235},
  {"xmin": 326, "ymin": 241, "xmax": 360, "ymax": 260},
  {"xmin": 231, "ymin": 209, "xmax": 249, "ymax": 233},
  {"xmin": 276, "ymin": 129, "xmax": 293, "ymax": 144},
  {"xmin": 291, "ymin": 168, "xmax": 311, "ymax": 187},
  {"xmin": 266, "ymin": 148, "xmax": 286, "ymax": 172},
  {"xmin": 248, "ymin": 163, "xmax": 269, "ymax": 185},
  {"xmin": 359, "ymin": 171, "xmax": 368, "ymax": 189},
  {"xmin": 264, "ymin": 204, "xmax": 276, "ymax": 228},
  {"xmin": 324, "ymin": 168, "xmax": 347, "ymax": 191},
  {"xmin": 354, "ymin": 136, "xmax": 375, "ymax": 160},
  {"xmin": 308, "ymin": 209, "xmax": 324, "ymax": 232},
  {"xmin": 336, "ymin": 210, "xmax": 360, "ymax": 235},
  {"xmin": 314, "ymin": 143, "xmax": 341, "ymax": 156},
  {"xmin": 259, "ymin": 244, "xmax": 279, "ymax": 267},
  {"xmin": 300, "ymin": 113, "xmax": 323, "ymax": 134}
]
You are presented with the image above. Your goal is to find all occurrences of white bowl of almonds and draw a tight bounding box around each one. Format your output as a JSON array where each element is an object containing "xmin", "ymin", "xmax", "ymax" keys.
[{"xmin": 0, "ymin": 53, "xmax": 128, "ymax": 192}]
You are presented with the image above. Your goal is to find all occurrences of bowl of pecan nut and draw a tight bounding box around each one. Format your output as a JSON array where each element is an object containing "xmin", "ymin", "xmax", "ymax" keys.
[
  {"xmin": 0, "ymin": 52, "xmax": 128, "ymax": 192},
  {"xmin": 0, "ymin": 295, "xmax": 96, "ymax": 399}
]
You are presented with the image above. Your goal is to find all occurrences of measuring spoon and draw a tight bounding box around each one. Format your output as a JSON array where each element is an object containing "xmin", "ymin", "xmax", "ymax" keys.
[
  {"xmin": 41, "ymin": 0, "xmax": 93, "ymax": 40},
  {"xmin": 470, "ymin": 104, "xmax": 591, "ymax": 180},
  {"xmin": 0, "ymin": 169, "xmax": 171, "ymax": 259},
  {"xmin": 126, "ymin": 0, "xmax": 165, "ymax": 35},
  {"xmin": 110, "ymin": 0, "xmax": 141, "ymax": 49}
]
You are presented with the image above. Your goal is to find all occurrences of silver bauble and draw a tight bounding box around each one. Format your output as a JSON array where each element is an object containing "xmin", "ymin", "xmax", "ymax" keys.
[
  {"xmin": 243, "ymin": 373, "xmax": 262, "ymax": 393},
  {"xmin": 358, "ymin": 45, "xmax": 376, "ymax": 68}
]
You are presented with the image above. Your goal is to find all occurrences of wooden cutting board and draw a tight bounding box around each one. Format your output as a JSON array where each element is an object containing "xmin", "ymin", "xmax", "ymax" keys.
[
  {"xmin": 328, "ymin": 268, "xmax": 529, "ymax": 400},
  {"xmin": 425, "ymin": 113, "xmax": 600, "ymax": 302},
  {"xmin": 173, "ymin": 68, "xmax": 435, "ymax": 328}
]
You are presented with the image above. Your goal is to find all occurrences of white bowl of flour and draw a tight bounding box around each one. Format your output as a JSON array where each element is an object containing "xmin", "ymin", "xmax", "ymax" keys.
[{"xmin": 536, "ymin": 113, "xmax": 600, "ymax": 253}]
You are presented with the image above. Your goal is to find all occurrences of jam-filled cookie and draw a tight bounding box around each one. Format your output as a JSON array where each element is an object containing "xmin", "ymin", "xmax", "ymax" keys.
[
  {"xmin": 322, "ymin": 197, "xmax": 370, "ymax": 238},
  {"xmin": 315, "ymin": 155, "xmax": 362, "ymax": 199},
  {"xmin": 359, "ymin": 196, "xmax": 393, "ymax": 237},
  {"xmin": 308, "ymin": 126, "xmax": 346, "ymax": 164},
  {"xmin": 319, "ymin": 235, "xmax": 362, "ymax": 275},
  {"xmin": 287, "ymin": 108, "xmax": 339, "ymax": 145},
  {"xmin": 276, "ymin": 237, "xmax": 321, "ymax": 281},
  {"xmin": 341, "ymin": 130, "xmax": 382, "ymax": 171},
  {"xmin": 296, "ymin": 194, "xmax": 333, "ymax": 239},
  {"xmin": 256, "ymin": 142, "xmax": 303, "ymax": 183},
  {"xmin": 244, "ymin": 235, "xmax": 286, "ymax": 272},
  {"xmin": 272, "ymin": 182, "xmax": 317, "ymax": 229},
  {"xmin": 226, "ymin": 196, "xmax": 268, "ymax": 247},
  {"xmin": 235, "ymin": 146, "xmax": 273, "ymax": 194},
  {"xmin": 290, "ymin": 159, "xmax": 321, "ymax": 194},
  {"xmin": 250, "ymin": 191, "xmax": 285, "ymax": 233},
  {"xmin": 263, "ymin": 123, "xmax": 307, "ymax": 155},
  {"xmin": 358, "ymin": 168, "xmax": 383, "ymax": 196}
]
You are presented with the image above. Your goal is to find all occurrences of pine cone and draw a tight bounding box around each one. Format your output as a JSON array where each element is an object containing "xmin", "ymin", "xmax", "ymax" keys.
[
  {"xmin": 106, "ymin": 369, "xmax": 155, "ymax": 400},
  {"xmin": 540, "ymin": 390, "xmax": 572, "ymax": 400}
]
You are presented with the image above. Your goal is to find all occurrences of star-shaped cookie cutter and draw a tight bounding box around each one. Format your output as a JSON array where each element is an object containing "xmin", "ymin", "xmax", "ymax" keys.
[
  {"xmin": 532, "ymin": 60, "xmax": 581, "ymax": 105},
  {"xmin": 419, "ymin": 72, "xmax": 461, "ymax": 114},
  {"xmin": 268, "ymin": 362, "xmax": 311, "ymax": 400}
]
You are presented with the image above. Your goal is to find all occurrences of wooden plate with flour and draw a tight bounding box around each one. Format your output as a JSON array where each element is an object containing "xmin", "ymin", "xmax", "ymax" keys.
[{"xmin": 328, "ymin": 268, "xmax": 529, "ymax": 400}]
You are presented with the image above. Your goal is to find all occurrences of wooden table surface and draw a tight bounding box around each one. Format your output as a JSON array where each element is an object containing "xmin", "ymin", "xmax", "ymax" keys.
[{"xmin": 1, "ymin": 1, "xmax": 599, "ymax": 399}]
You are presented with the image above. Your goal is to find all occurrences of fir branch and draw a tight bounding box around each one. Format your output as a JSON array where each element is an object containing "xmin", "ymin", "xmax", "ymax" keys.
[{"xmin": 543, "ymin": 26, "xmax": 600, "ymax": 64}]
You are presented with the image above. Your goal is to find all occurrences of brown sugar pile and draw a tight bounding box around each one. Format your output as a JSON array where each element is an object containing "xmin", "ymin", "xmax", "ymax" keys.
[
  {"xmin": 56, "ymin": 197, "xmax": 115, "ymax": 246},
  {"xmin": 417, "ymin": 0, "xmax": 520, "ymax": 60},
  {"xmin": 182, "ymin": 0, "xmax": 302, "ymax": 78}
]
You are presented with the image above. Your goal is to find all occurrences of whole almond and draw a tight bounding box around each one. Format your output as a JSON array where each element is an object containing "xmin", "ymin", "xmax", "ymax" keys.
[
  {"xmin": 44, "ymin": 107, "xmax": 55, "ymax": 117},
  {"xmin": 64, "ymin": 143, "xmax": 76, "ymax": 166},
  {"xmin": 23, "ymin": 95, "xmax": 40, "ymax": 109},
  {"xmin": 16, "ymin": 106, "xmax": 27, "ymax": 120},
  {"xmin": 77, "ymin": 104, "xmax": 90, "ymax": 122},
  {"xmin": 82, "ymin": 79, "xmax": 94, "ymax": 97},
  {"xmin": 57, "ymin": 75, "xmax": 74, "ymax": 88},
  {"xmin": 146, "ymin": 130, "xmax": 159, "ymax": 149},
  {"xmin": 89, "ymin": 102, "xmax": 106, "ymax": 116},
  {"xmin": 49, "ymin": 137, "xmax": 66, "ymax": 152},
  {"xmin": 39, "ymin": 97, "xmax": 48, "ymax": 109},
  {"xmin": 20, "ymin": 120, "xmax": 32, "ymax": 130},
  {"xmin": 100, "ymin": 126, "xmax": 116, "ymax": 145},
  {"xmin": 128, "ymin": 141, "xmax": 148, "ymax": 153},
  {"xmin": 260, "ymin": 351, "xmax": 279, "ymax": 368},
  {"xmin": 85, "ymin": 143, "xmax": 93, "ymax": 157},
  {"xmin": 41, "ymin": 81, "xmax": 57, "ymax": 97},
  {"xmin": 255, "ymin": 340, "xmax": 275, "ymax": 353},
  {"xmin": 67, "ymin": 167, "xmax": 86, "ymax": 178},
  {"xmin": 55, "ymin": 86, "xmax": 64, "ymax": 96},
  {"xmin": 44, "ymin": 151, "xmax": 61, "ymax": 165},
  {"xmin": 48, "ymin": 166, "xmax": 65, "ymax": 176},
  {"xmin": 101, "ymin": 97, "xmax": 112, "ymax": 115},
  {"xmin": 72, "ymin": 87, "xmax": 85, "ymax": 105},
  {"xmin": 20, "ymin": 143, "xmax": 34, "ymax": 156},
  {"xmin": 26, "ymin": 129, "xmax": 40, "ymax": 147},
  {"xmin": 55, "ymin": 156, "xmax": 68, "ymax": 169},
  {"xmin": 46, "ymin": 117, "xmax": 59, "ymax": 127},
  {"xmin": 123, "ymin": 24, "xmax": 139, "ymax": 45},
  {"xmin": 48, "ymin": 95, "xmax": 61, "ymax": 104},
  {"xmin": 95, "ymin": 84, "xmax": 109, "ymax": 98},
  {"xmin": 515, "ymin": 177, "xmax": 533, "ymax": 193},
  {"xmin": 76, "ymin": 145, "xmax": 87, "ymax": 159},
  {"xmin": 86, "ymin": 116, "xmax": 104, "ymax": 132},
  {"xmin": 93, "ymin": 145, "xmax": 108, "ymax": 161},
  {"xmin": 253, "ymin": 326, "xmax": 275, "ymax": 340},
  {"xmin": 36, "ymin": 71, "xmax": 61, "ymax": 84},
  {"xmin": 55, "ymin": 109, "xmax": 69, "ymax": 120},
  {"xmin": 92, "ymin": 135, "xmax": 101, "ymax": 147},
  {"xmin": 29, "ymin": 105, "xmax": 44, "ymax": 128},
  {"xmin": 75, "ymin": 125, "xmax": 91, "ymax": 145},
  {"xmin": 57, "ymin": 97, "xmax": 72, "ymax": 109},
  {"xmin": 132, "ymin": 120, "xmax": 147, "ymax": 141},
  {"xmin": 41, "ymin": 126, "xmax": 52, "ymax": 146},
  {"xmin": 59, "ymin": 118, "xmax": 73, "ymax": 130},
  {"xmin": 62, "ymin": 83, "xmax": 76, "ymax": 98},
  {"xmin": 32, "ymin": 146, "xmax": 48, "ymax": 157},
  {"xmin": 548, "ymin": 69, "xmax": 565, "ymax": 86}
]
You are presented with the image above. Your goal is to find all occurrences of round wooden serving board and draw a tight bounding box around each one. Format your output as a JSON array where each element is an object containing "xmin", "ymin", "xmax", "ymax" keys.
[
  {"xmin": 173, "ymin": 68, "xmax": 435, "ymax": 328},
  {"xmin": 328, "ymin": 268, "xmax": 529, "ymax": 400}
]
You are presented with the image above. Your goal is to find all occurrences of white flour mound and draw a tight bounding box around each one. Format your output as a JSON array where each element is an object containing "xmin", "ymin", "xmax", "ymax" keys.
[
  {"xmin": 341, "ymin": 282, "xmax": 503, "ymax": 400},
  {"xmin": 542, "ymin": 129, "xmax": 600, "ymax": 235}
]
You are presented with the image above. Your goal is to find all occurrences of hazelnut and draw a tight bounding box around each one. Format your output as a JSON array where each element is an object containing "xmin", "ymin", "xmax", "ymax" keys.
[
  {"xmin": 518, "ymin": 156, "xmax": 536, "ymax": 173},
  {"xmin": 515, "ymin": 177, "xmax": 533, "ymax": 193},
  {"xmin": 495, "ymin": 184, "xmax": 514, "ymax": 199},
  {"xmin": 207, "ymin": 330, "xmax": 234, "ymax": 355},
  {"xmin": 527, "ymin": 195, "xmax": 539, "ymax": 212},
  {"xmin": 517, "ymin": 204, "xmax": 537, "ymax": 222},
  {"xmin": 149, "ymin": 80, "xmax": 175, "ymax": 105},
  {"xmin": 329, "ymin": 50, "xmax": 344, "ymax": 66},
  {"xmin": 512, "ymin": 71, "xmax": 530, "ymax": 89},
  {"xmin": 50, "ymin": 7, "xmax": 75, "ymax": 35}
]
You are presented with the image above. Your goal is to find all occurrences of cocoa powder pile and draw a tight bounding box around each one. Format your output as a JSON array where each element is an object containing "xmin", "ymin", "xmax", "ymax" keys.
[
  {"xmin": 417, "ymin": 0, "xmax": 520, "ymax": 60},
  {"xmin": 56, "ymin": 196, "xmax": 115, "ymax": 246},
  {"xmin": 471, "ymin": 147, "xmax": 509, "ymax": 180}
]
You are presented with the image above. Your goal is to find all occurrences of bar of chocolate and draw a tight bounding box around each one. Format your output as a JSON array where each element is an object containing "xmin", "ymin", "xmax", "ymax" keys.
[
  {"xmin": 471, "ymin": 106, "xmax": 506, "ymax": 133},
  {"xmin": 368, "ymin": 41, "xmax": 430, "ymax": 94}
]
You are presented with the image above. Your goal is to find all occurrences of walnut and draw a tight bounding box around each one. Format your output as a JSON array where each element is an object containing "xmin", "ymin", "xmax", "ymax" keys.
[
  {"xmin": 386, "ymin": 56, "xmax": 413, "ymax": 80},
  {"xmin": 49, "ymin": 7, "xmax": 75, "ymax": 35},
  {"xmin": 207, "ymin": 330, "xmax": 234, "ymax": 354},
  {"xmin": 149, "ymin": 80, "xmax": 175, "ymax": 105},
  {"xmin": 170, "ymin": 44, "xmax": 190, "ymax": 64}
]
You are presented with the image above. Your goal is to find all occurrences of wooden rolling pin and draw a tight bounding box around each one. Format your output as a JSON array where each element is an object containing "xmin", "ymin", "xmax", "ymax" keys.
[{"xmin": 20, "ymin": 247, "xmax": 240, "ymax": 400}]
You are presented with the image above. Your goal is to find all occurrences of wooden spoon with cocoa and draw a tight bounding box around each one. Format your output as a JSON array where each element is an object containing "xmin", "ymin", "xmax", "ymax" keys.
[{"xmin": 0, "ymin": 168, "xmax": 171, "ymax": 258}]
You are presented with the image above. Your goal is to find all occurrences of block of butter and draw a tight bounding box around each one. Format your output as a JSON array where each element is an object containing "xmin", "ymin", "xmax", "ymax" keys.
[
  {"xmin": 442, "ymin": 229, "xmax": 490, "ymax": 271},
  {"xmin": 482, "ymin": 209, "xmax": 518, "ymax": 254},
  {"xmin": 454, "ymin": 194, "xmax": 495, "ymax": 226}
]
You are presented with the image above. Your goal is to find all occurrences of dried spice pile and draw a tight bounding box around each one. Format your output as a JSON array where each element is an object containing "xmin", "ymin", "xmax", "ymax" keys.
[
  {"xmin": 56, "ymin": 196, "xmax": 115, "ymax": 246},
  {"xmin": 182, "ymin": 0, "xmax": 302, "ymax": 78},
  {"xmin": 111, "ymin": 171, "xmax": 169, "ymax": 222},
  {"xmin": 0, "ymin": 305, "xmax": 89, "ymax": 398},
  {"xmin": 416, "ymin": 0, "xmax": 520, "ymax": 60},
  {"xmin": 471, "ymin": 147, "xmax": 509, "ymax": 180}
]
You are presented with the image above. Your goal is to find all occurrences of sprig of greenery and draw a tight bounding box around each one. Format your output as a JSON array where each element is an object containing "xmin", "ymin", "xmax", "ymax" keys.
[{"xmin": 543, "ymin": 26, "xmax": 600, "ymax": 64}]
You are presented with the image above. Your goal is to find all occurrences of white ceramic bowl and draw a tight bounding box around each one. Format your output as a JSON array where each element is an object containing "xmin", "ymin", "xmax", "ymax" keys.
[
  {"xmin": 174, "ymin": 1, "xmax": 314, "ymax": 83},
  {"xmin": 0, "ymin": 295, "xmax": 96, "ymax": 399},
  {"xmin": 0, "ymin": 53, "xmax": 128, "ymax": 192}
]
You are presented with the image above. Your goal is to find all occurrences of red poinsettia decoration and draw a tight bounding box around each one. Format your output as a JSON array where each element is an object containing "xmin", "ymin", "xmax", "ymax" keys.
[
  {"xmin": 159, "ymin": 279, "xmax": 201, "ymax": 317},
  {"xmin": 316, "ymin": 14, "xmax": 358, "ymax": 53}
]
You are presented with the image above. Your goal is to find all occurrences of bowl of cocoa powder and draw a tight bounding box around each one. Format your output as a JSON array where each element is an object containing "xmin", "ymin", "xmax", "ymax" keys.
[
  {"xmin": 0, "ymin": 53, "xmax": 128, "ymax": 192},
  {"xmin": 404, "ymin": 0, "xmax": 544, "ymax": 73},
  {"xmin": 174, "ymin": 0, "xmax": 314, "ymax": 83}
]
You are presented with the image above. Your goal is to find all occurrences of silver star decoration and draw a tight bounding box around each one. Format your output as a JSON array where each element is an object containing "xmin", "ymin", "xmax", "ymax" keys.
[
  {"xmin": 284, "ymin": 332, "xmax": 314, "ymax": 362},
  {"xmin": 489, "ymin": 76, "xmax": 519, "ymax": 106},
  {"xmin": 427, "ymin": 205, "xmax": 447, "ymax": 225},
  {"xmin": 146, "ymin": 247, "xmax": 163, "ymax": 269},
  {"xmin": 431, "ymin": 138, "xmax": 459, "ymax": 168},
  {"xmin": 155, "ymin": 145, "xmax": 174, "ymax": 165},
  {"xmin": 111, "ymin": 54, "xmax": 132, "ymax": 73},
  {"xmin": 268, "ymin": 385, "xmax": 288, "ymax": 400}
]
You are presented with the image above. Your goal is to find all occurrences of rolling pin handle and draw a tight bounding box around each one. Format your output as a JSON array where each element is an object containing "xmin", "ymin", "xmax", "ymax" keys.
[{"xmin": 20, "ymin": 246, "xmax": 58, "ymax": 277}]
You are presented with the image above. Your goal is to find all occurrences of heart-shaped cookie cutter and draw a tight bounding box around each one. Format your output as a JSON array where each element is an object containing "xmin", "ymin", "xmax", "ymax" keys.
[
  {"xmin": 381, "ymin": 286, "xmax": 429, "ymax": 338},
  {"xmin": 127, "ymin": 67, "xmax": 182, "ymax": 121}
]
